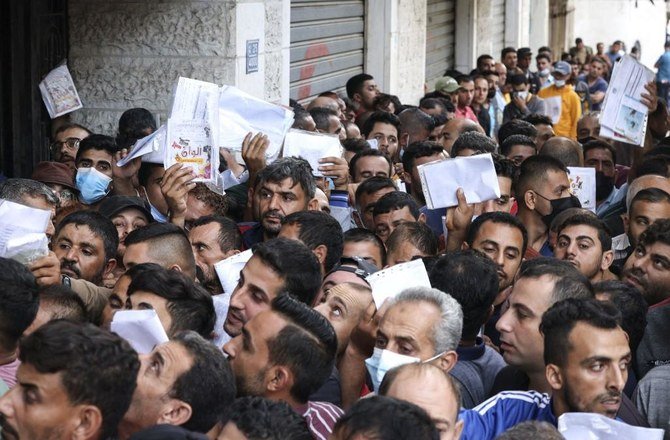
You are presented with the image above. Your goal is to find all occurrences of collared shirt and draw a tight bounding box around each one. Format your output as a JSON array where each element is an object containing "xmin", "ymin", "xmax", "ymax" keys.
[
  {"xmin": 455, "ymin": 105, "xmax": 479, "ymax": 123},
  {"xmin": 301, "ymin": 401, "xmax": 344, "ymax": 440}
]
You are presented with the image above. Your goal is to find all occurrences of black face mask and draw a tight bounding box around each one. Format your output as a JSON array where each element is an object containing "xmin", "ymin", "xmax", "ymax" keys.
[
  {"xmin": 595, "ymin": 171, "xmax": 614, "ymax": 201},
  {"xmin": 487, "ymin": 89, "xmax": 496, "ymax": 100},
  {"xmin": 540, "ymin": 194, "xmax": 582, "ymax": 227}
]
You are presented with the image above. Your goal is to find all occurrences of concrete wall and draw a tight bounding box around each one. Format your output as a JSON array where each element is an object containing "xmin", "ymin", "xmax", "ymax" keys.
[
  {"xmin": 68, "ymin": 0, "xmax": 289, "ymax": 135},
  {"xmin": 570, "ymin": 0, "xmax": 666, "ymax": 68}
]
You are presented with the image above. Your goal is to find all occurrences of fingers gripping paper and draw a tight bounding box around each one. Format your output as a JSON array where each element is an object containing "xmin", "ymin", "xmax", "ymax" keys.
[
  {"xmin": 365, "ymin": 260, "xmax": 432, "ymax": 309},
  {"xmin": 282, "ymin": 129, "xmax": 343, "ymax": 177},
  {"xmin": 418, "ymin": 154, "xmax": 501, "ymax": 209},
  {"xmin": 214, "ymin": 249, "xmax": 253, "ymax": 295},
  {"xmin": 111, "ymin": 310, "xmax": 169, "ymax": 354}
]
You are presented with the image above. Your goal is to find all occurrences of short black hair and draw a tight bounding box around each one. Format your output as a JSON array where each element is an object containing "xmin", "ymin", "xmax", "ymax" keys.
[
  {"xmin": 637, "ymin": 218, "xmax": 670, "ymax": 249},
  {"xmin": 117, "ymin": 108, "xmax": 157, "ymax": 149},
  {"xmin": 270, "ymin": 295, "xmax": 337, "ymax": 403},
  {"xmin": 127, "ymin": 264, "xmax": 216, "ymax": 338},
  {"xmin": 398, "ymin": 108, "xmax": 436, "ymax": 136},
  {"xmin": 401, "ymin": 141, "xmax": 444, "ymax": 173},
  {"xmin": 593, "ymin": 280, "xmax": 648, "ymax": 353},
  {"xmin": 498, "ymin": 119, "xmax": 538, "ymax": 145},
  {"xmin": 630, "ymin": 188, "xmax": 670, "ymax": 215},
  {"xmin": 451, "ymin": 132, "xmax": 497, "ymax": 157},
  {"xmin": 477, "ymin": 54, "xmax": 494, "ymax": 69},
  {"xmin": 354, "ymin": 176, "xmax": 397, "ymax": 210},
  {"xmin": 536, "ymin": 53, "xmax": 552, "ymax": 63},
  {"xmin": 539, "ymin": 138, "xmax": 581, "ymax": 167},
  {"xmin": 541, "ymin": 298, "xmax": 621, "ymax": 367},
  {"xmin": 509, "ymin": 74, "xmax": 528, "ymax": 86},
  {"xmin": 429, "ymin": 250, "xmax": 499, "ymax": 340},
  {"xmin": 492, "ymin": 153, "xmax": 519, "ymax": 181},
  {"xmin": 582, "ymin": 139, "xmax": 616, "ymax": 164},
  {"xmin": 361, "ymin": 111, "xmax": 401, "ymax": 139},
  {"xmin": 137, "ymin": 162, "xmax": 164, "ymax": 188},
  {"xmin": 281, "ymin": 211, "xmax": 344, "ymax": 273},
  {"xmin": 466, "ymin": 211, "xmax": 528, "ymax": 255},
  {"xmin": 222, "ymin": 396, "xmax": 311, "ymax": 440},
  {"xmin": 20, "ymin": 320, "xmax": 139, "ymax": 439},
  {"xmin": 56, "ymin": 210, "xmax": 119, "ymax": 263},
  {"xmin": 372, "ymin": 191, "xmax": 420, "ymax": 219},
  {"xmin": 333, "ymin": 396, "xmax": 439, "ymax": 440},
  {"xmin": 419, "ymin": 97, "xmax": 447, "ymax": 112},
  {"xmin": 253, "ymin": 238, "xmax": 322, "ymax": 306},
  {"xmin": 501, "ymin": 47, "xmax": 517, "ymax": 59},
  {"xmin": 515, "ymin": 155, "xmax": 569, "ymax": 203},
  {"xmin": 37, "ymin": 284, "xmax": 87, "ymax": 324},
  {"xmin": 518, "ymin": 257, "xmax": 593, "ymax": 304},
  {"xmin": 557, "ymin": 213, "xmax": 612, "ymax": 251},
  {"xmin": 386, "ymin": 222, "xmax": 438, "ymax": 258},
  {"xmin": 124, "ymin": 223, "xmax": 197, "ymax": 278},
  {"xmin": 0, "ymin": 257, "xmax": 39, "ymax": 351},
  {"xmin": 373, "ymin": 94, "xmax": 402, "ymax": 113},
  {"xmin": 349, "ymin": 149, "xmax": 393, "ymax": 181},
  {"xmin": 190, "ymin": 215, "xmax": 243, "ymax": 253},
  {"xmin": 254, "ymin": 156, "xmax": 316, "ymax": 199},
  {"xmin": 170, "ymin": 331, "xmax": 236, "ymax": 432},
  {"xmin": 500, "ymin": 134, "xmax": 537, "ymax": 157},
  {"xmin": 343, "ymin": 228, "xmax": 387, "ymax": 267},
  {"xmin": 292, "ymin": 108, "xmax": 314, "ymax": 131},
  {"xmin": 76, "ymin": 134, "xmax": 118, "ymax": 162},
  {"xmin": 346, "ymin": 73, "xmax": 374, "ymax": 99},
  {"xmin": 342, "ymin": 138, "xmax": 370, "ymax": 155},
  {"xmin": 524, "ymin": 114, "xmax": 554, "ymax": 127},
  {"xmin": 456, "ymin": 74, "xmax": 474, "ymax": 85},
  {"xmin": 309, "ymin": 107, "xmax": 338, "ymax": 132}
]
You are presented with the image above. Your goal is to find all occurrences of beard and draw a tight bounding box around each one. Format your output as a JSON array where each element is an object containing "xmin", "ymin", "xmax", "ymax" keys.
[
  {"xmin": 563, "ymin": 380, "xmax": 621, "ymax": 418},
  {"xmin": 235, "ymin": 367, "xmax": 267, "ymax": 398},
  {"xmin": 260, "ymin": 209, "xmax": 284, "ymax": 236}
]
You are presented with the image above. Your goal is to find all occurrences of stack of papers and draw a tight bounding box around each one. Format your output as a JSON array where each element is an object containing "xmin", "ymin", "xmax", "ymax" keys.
[
  {"xmin": 366, "ymin": 259, "xmax": 431, "ymax": 308},
  {"xmin": 567, "ymin": 167, "xmax": 596, "ymax": 212},
  {"xmin": 600, "ymin": 55, "xmax": 655, "ymax": 146},
  {"xmin": 117, "ymin": 125, "xmax": 166, "ymax": 166},
  {"xmin": 111, "ymin": 310, "xmax": 169, "ymax": 354},
  {"xmin": 39, "ymin": 63, "xmax": 83, "ymax": 119},
  {"xmin": 214, "ymin": 249, "xmax": 253, "ymax": 295},
  {"xmin": 417, "ymin": 154, "xmax": 500, "ymax": 209},
  {"xmin": 0, "ymin": 200, "xmax": 51, "ymax": 264},
  {"xmin": 282, "ymin": 129, "xmax": 343, "ymax": 176},
  {"xmin": 558, "ymin": 412, "xmax": 664, "ymax": 440}
]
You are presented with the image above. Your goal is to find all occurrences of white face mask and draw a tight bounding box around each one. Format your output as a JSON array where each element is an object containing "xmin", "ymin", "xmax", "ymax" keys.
[
  {"xmin": 517, "ymin": 91, "xmax": 529, "ymax": 100},
  {"xmin": 555, "ymin": 79, "xmax": 566, "ymax": 88},
  {"xmin": 365, "ymin": 347, "xmax": 445, "ymax": 392},
  {"xmin": 539, "ymin": 68, "xmax": 550, "ymax": 77}
]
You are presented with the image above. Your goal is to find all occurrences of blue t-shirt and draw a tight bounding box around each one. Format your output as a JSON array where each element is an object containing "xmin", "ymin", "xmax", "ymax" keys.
[{"xmin": 657, "ymin": 51, "xmax": 670, "ymax": 82}]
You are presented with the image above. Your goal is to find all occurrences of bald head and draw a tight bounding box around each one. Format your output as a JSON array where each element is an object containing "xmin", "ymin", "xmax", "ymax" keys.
[
  {"xmin": 442, "ymin": 118, "xmax": 485, "ymax": 154},
  {"xmin": 627, "ymin": 175, "xmax": 670, "ymax": 211},
  {"xmin": 539, "ymin": 136, "xmax": 582, "ymax": 167},
  {"xmin": 308, "ymin": 96, "xmax": 341, "ymax": 116}
]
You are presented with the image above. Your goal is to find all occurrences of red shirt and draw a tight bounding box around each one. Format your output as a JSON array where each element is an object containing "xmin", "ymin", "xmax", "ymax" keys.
[{"xmin": 455, "ymin": 105, "xmax": 479, "ymax": 123}]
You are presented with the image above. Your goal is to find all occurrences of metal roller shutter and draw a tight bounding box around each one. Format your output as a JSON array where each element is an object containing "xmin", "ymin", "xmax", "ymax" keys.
[
  {"xmin": 290, "ymin": 0, "xmax": 365, "ymax": 104},
  {"xmin": 490, "ymin": 0, "xmax": 506, "ymax": 60},
  {"xmin": 425, "ymin": 0, "xmax": 455, "ymax": 87}
]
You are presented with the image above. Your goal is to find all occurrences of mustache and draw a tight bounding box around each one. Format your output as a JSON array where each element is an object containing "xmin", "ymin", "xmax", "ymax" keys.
[
  {"xmin": 61, "ymin": 260, "xmax": 81, "ymax": 278},
  {"xmin": 262, "ymin": 210, "xmax": 283, "ymax": 220},
  {"xmin": 0, "ymin": 413, "xmax": 19, "ymax": 439}
]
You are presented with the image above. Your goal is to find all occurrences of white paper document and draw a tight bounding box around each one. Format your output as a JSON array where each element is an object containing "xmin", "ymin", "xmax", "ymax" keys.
[
  {"xmin": 558, "ymin": 412, "xmax": 664, "ymax": 440},
  {"xmin": 0, "ymin": 200, "xmax": 51, "ymax": 264},
  {"xmin": 214, "ymin": 249, "xmax": 253, "ymax": 295},
  {"xmin": 418, "ymin": 154, "xmax": 501, "ymax": 209},
  {"xmin": 170, "ymin": 77, "xmax": 220, "ymax": 122},
  {"xmin": 117, "ymin": 125, "xmax": 166, "ymax": 167},
  {"xmin": 218, "ymin": 85, "xmax": 294, "ymax": 161},
  {"xmin": 600, "ymin": 55, "xmax": 655, "ymax": 146},
  {"xmin": 567, "ymin": 167, "xmax": 596, "ymax": 212},
  {"xmin": 111, "ymin": 310, "xmax": 170, "ymax": 354},
  {"xmin": 39, "ymin": 63, "xmax": 83, "ymax": 119},
  {"xmin": 282, "ymin": 129, "xmax": 343, "ymax": 177},
  {"xmin": 366, "ymin": 259, "xmax": 432, "ymax": 309}
]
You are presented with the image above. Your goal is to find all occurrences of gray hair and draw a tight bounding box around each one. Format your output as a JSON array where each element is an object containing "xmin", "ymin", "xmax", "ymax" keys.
[
  {"xmin": 389, "ymin": 286, "xmax": 463, "ymax": 354},
  {"xmin": 0, "ymin": 178, "xmax": 59, "ymax": 207}
]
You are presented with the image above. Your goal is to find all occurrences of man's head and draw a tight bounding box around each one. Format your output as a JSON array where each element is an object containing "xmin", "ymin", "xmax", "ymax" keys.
[
  {"xmin": 536, "ymin": 53, "xmax": 552, "ymax": 74},
  {"xmin": 379, "ymin": 363, "xmax": 463, "ymax": 440},
  {"xmin": 189, "ymin": 216, "xmax": 242, "ymax": 293},
  {"xmin": 588, "ymin": 58, "xmax": 606, "ymax": 80},
  {"xmin": 361, "ymin": 111, "xmax": 401, "ymax": 158},
  {"xmin": 308, "ymin": 96, "xmax": 342, "ymax": 120},
  {"xmin": 480, "ymin": 154, "xmax": 517, "ymax": 213},
  {"xmin": 624, "ymin": 188, "xmax": 670, "ymax": 248},
  {"xmin": 455, "ymin": 75, "xmax": 475, "ymax": 108},
  {"xmin": 500, "ymin": 134, "xmax": 536, "ymax": 166},
  {"xmin": 309, "ymin": 107, "xmax": 343, "ymax": 138},
  {"xmin": 252, "ymin": 157, "xmax": 317, "ymax": 239},
  {"xmin": 354, "ymin": 176, "xmax": 397, "ymax": 230},
  {"xmin": 98, "ymin": 195, "xmax": 152, "ymax": 259},
  {"xmin": 542, "ymin": 298, "xmax": 630, "ymax": 418},
  {"xmin": 539, "ymin": 137, "xmax": 582, "ymax": 167},
  {"xmin": 440, "ymin": 118, "xmax": 484, "ymax": 155},
  {"xmin": 184, "ymin": 184, "xmax": 228, "ymax": 231},
  {"xmin": 342, "ymin": 138, "xmax": 368, "ymax": 162},
  {"xmin": 430, "ymin": 251, "xmax": 499, "ymax": 343},
  {"xmin": 0, "ymin": 178, "xmax": 59, "ymax": 238},
  {"xmin": 51, "ymin": 123, "xmax": 91, "ymax": 165},
  {"xmin": 224, "ymin": 295, "xmax": 337, "ymax": 405},
  {"xmin": 279, "ymin": 210, "xmax": 344, "ymax": 274},
  {"xmin": 583, "ymin": 140, "xmax": 617, "ymax": 202},
  {"xmin": 501, "ymin": 47, "xmax": 518, "ymax": 70},
  {"xmin": 372, "ymin": 191, "xmax": 423, "ymax": 242},
  {"xmin": 224, "ymin": 238, "xmax": 322, "ymax": 337},
  {"xmin": 473, "ymin": 76, "xmax": 490, "ymax": 106},
  {"xmin": 292, "ymin": 108, "xmax": 316, "ymax": 132},
  {"xmin": 401, "ymin": 141, "xmax": 445, "ymax": 204},
  {"xmin": 450, "ymin": 131, "xmax": 497, "ymax": 158},
  {"xmin": 496, "ymin": 258, "xmax": 592, "ymax": 373},
  {"xmin": 0, "ymin": 320, "xmax": 139, "ymax": 440},
  {"xmin": 622, "ymin": 218, "xmax": 670, "ymax": 305},
  {"xmin": 126, "ymin": 264, "xmax": 216, "ymax": 338},
  {"xmin": 465, "ymin": 212, "xmax": 527, "ymax": 291},
  {"xmin": 122, "ymin": 331, "xmax": 235, "ymax": 436},
  {"xmin": 346, "ymin": 73, "xmax": 379, "ymax": 112},
  {"xmin": 24, "ymin": 285, "xmax": 87, "ymax": 335},
  {"xmin": 53, "ymin": 210, "xmax": 118, "ymax": 285},
  {"xmin": 349, "ymin": 149, "xmax": 393, "ymax": 183},
  {"xmin": 577, "ymin": 112, "xmax": 601, "ymax": 144},
  {"xmin": 476, "ymin": 54, "xmax": 495, "ymax": 73},
  {"xmin": 524, "ymin": 114, "xmax": 555, "ymax": 151},
  {"xmin": 497, "ymin": 119, "xmax": 538, "ymax": 146},
  {"xmin": 554, "ymin": 214, "xmax": 613, "ymax": 282},
  {"xmin": 397, "ymin": 108, "xmax": 435, "ymax": 154},
  {"xmin": 75, "ymin": 134, "xmax": 116, "ymax": 179},
  {"xmin": 342, "ymin": 228, "xmax": 387, "ymax": 269},
  {"xmin": 124, "ymin": 223, "xmax": 197, "ymax": 278},
  {"xmin": 517, "ymin": 48, "xmax": 532, "ymax": 70},
  {"xmin": 593, "ymin": 280, "xmax": 648, "ymax": 354},
  {"xmin": 116, "ymin": 108, "xmax": 156, "ymax": 149},
  {"xmin": 0, "ymin": 257, "xmax": 39, "ymax": 353},
  {"xmin": 386, "ymin": 222, "xmax": 438, "ymax": 267},
  {"xmin": 101, "ymin": 263, "xmax": 160, "ymax": 329}
]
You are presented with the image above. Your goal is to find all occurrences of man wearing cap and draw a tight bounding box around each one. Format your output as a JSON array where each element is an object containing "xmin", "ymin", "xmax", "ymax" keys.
[
  {"xmin": 31, "ymin": 161, "xmax": 79, "ymax": 213},
  {"xmin": 434, "ymin": 76, "xmax": 461, "ymax": 105},
  {"xmin": 517, "ymin": 48, "xmax": 541, "ymax": 95},
  {"xmin": 538, "ymin": 61, "xmax": 582, "ymax": 140}
]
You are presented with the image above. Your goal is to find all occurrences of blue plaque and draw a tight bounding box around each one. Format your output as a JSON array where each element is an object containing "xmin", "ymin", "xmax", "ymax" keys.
[{"xmin": 246, "ymin": 39, "xmax": 259, "ymax": 74}]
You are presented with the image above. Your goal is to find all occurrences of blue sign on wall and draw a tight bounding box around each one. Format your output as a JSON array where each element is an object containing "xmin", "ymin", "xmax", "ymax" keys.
[{"xmin": 246, "ymin": 39, "xmax": 259, "ymax": 74}]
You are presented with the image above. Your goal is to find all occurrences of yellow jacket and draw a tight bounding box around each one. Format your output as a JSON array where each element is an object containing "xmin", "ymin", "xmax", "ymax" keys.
[{"xmin": 537, "ymin": 84, "xmax": 582, "ymax": 140}]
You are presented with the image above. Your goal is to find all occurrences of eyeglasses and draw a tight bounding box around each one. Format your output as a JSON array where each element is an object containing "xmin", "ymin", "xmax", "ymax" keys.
[
  {"xmin": 50, "ymin": 137, "xmax": 81, "ymax": 154},
  {"xmin": 56, "ymin": 189, "xmax": 76, "ymax": 202}
]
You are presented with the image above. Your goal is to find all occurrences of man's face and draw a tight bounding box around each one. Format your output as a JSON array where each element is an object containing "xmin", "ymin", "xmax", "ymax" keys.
[
  {"xmin": 0, "ymin": 363, "xmax": 85, "ymax": 440},
  {"xmin": 518, "ymin": 54, "xmax": 531, "ymax": 70},
  {"xmin": 584, "ymin": 148, "xmax": 615, "ymax": 178},
  {"xmin": 374, "ymin": 207, "xmax": 418, "ymax": 243},
  {"xmin": 577, "ymin": 116, "xmax": 600, "ymax": 141},
  {"xmin": 622, "ymin": 240, "xmax": 670, "ymax": 305},
  {"xmin": 190, "ymin": 222, "xmax": 237, "ymax": 291},
  {"xmin": 224, "ymin": 255, "xmax": 285, "ymax": 337},
  {"xmin": 223, "ymin": 310, "xmax": 287, "ymax": 396},
  {"xmin": 353, "ymin": 156, "xmax": 390, "ymax": 182},
  {"xmin": 127, "ymin": 290, "xmax": 173, "ymax": 335},
  {"xmin": 554, "ymin": 224, "xmax": 609, "ymax": 281},
  {"xmin": 184, "ymin": 193, "xmax": 215, "ymax": 230},
  {"xmin": 589, "ymin": 61, "xmax": 604, "ymax": 79},
  {"xmin": 357, "ymin": 80, "xmax": 380, "ymax": 110},
  {"xmin": 53, "ymin": 223, "xmax": 110, "ymax": 285},
  {"xmin": 503, "ymin": 52, "xmax": 518, "ymax": 70},
  {"xmin": 428, "ymin": 124, "xmax": 446, "ymax": 144},
  {"xmin": 367, "ymin": 123, "xmax": 399, "ymax": 158},
  {"xmin": 469, "ymin": 221, "xmax": 524, "ymax": 291},
  {"xmin": 496, "ymin": 275, "xmax": 555, "ymax": 372},
  {"xmin": 386, "ymin": 241, "xmax": 429, "ymax": 267},
  {"xmin": 342, "ymin": 241, "xmax": 384, "ymax": 269},
  {"xmin": 376, "ymin": 300, "xmax": 439, "ymax": 360},
  {"xmin": 408, "ymin": 154, "xmax": 444, "ymax": 203},
  {"xmin": 626, "ymin": 201, "xmax": 670, "ymax": 247},
  {"xmin": 320, "ymin": 115, "xmax": 343, "ymax": 138},
  {"xmin": 20, "ymin": 194, "xmax": 56, "ymax": 239},
  {"xmin": 480, "ymin": 176, "xmax": 514, "ymax": 214},
  {"xmin": 537, "ymin": 58, "xmax": 551, "ymax": 72},
  {"xmin": 123, "ymin": 341, "xmax": 194, "ymax": 430},
  {"xmin": 457, "ymin": 82, "xmax": 475, "ymax": 107},
  {"xmin": 143, "ymin": 165, "xmax": 169, "ymax": 216},
  {"xmin": 528, "ymin": 170, "xmax": 572, "ymax": 215},
  {"xmin": 315, "ymin": 283, "xmax": 372, "ymax": 355},
  {"xmin": 101, "ymin": 275, "xmax": 132, "ymax": 329},
  {"xmin": 357, "ymin": 187, "xmax": 396, "ymax": 230},
  {"xmin": 480, "ymin": 58, "xmax": 496, "ymax": 72},
  {"xmin": 535, "ymin": 124, "xmax": 555, "ymax": 151},
  {"xmin": 473, "ymin": 79, "xmax": 489, "ymax": 105},
  {"xmin": 506, "ymin": 144, "xmax": 536, "ymax": 166},
  {"xmin": 253, "ymin": 178, "xmax": 309, "ymax": 237},
  {"xmin": 495, "ymin": 64, "xmax": 507, "ymax": 85},
  {"xmin": 441, "ymin": 120, "xmax": 463, "ymax": 154},
  {"xmin": 53, "ymin": 127, "xmax": 89, "ymax": 165},
  {"xmin": 555, "ymin": 323, "xmax": 630, "ymax": 418},
  {"xmin": 112, "ymin": 208, "xmax": 149, "ymax": 258},
  {"xmin": 76, "ymin": 148, "xmax": 113, "ymax": 179}
]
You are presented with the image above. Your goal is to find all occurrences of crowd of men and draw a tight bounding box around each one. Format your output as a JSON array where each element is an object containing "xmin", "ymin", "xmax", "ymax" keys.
[{"xmin": 2, "ymin": 37, "xmax": 670, "ymax": 439}]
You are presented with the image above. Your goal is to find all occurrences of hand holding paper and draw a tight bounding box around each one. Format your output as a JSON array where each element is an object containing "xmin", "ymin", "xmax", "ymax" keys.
[
  {"xmin": 366, "ymin": 259, "xmax": 432, "ymax": 309},
  {"xmin": 282, "ymin": 129, "xmax": 343, "ymax": 177},
  {"xmin": 111, "ymin": 309, "xmax": 170, "ymax": 354}
]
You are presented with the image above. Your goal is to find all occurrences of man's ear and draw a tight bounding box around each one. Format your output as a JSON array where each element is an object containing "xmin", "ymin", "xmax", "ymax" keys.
[
  {"xmin": 524, "ymin": 190, "xmax": 536, "ymax": 211},
  {"xmin": 307, "ymin": 198, "xmax": 320, "ymax": 211},
  {"xmin": 353, "ymin": 92, "xmax": 363, "ymax": 105},
  {"xmin": 417, "ymin": 213, "xmax": 427, "ymax": 224},
  {"xmin": 72, "ymin": 405, "xmax": 103, "ymax": 440},
  {"xmin": 266, "ymin": 365, "xmax": 293, "ymax": 395},
  {"xmin": 601, "ymin": 249, "xmax": 614, "ymax": 270},
  {"xmin": 461, "ymin": 241, "xmax": 470, "ymax": 250},
  {"xmin": 157, "ymin": 400, "xmax": 193, "ymax": 427},
  {"xmin": 224, "ymin": 249, "xmax": 241, "ymax": 258},
  {"xmin": 168, "ymin": 264, "xmax": 183, "ymax": 273},
  {"xmin": 436, "ymin": 351, "xmax": 458, "ymax": 373},
  {"xmin": 312, "ymin": 244, "xmax": 328, "ymax": 268},
  {"xmin": 545, "ymin": 363, "xmax": 563, "ymax": 392},
  {"xmin": 103, "ymin": 258, "xmax": 117, "ymax": 277},
  {"xmin": 622, "ymin": 213, "xmax": 630, "ymax": 234}
]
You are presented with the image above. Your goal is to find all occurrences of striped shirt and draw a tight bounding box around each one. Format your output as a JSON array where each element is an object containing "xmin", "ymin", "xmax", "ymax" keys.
[{"xmin": 302, "ymin": 400, "xmax": 344, "ymax": 440}]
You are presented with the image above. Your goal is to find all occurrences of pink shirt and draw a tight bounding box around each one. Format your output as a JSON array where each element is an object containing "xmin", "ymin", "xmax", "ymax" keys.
[
  {"xmin": 0, "ymin": 358, "xmax": 20, "ymax": 388},
  {"xmin": 455, "ymin": 105, "xmax": 479, "ymax": 123},
  {"xmin": 302, "ymin": 401, "xmax": 344, "ymax": 440}
]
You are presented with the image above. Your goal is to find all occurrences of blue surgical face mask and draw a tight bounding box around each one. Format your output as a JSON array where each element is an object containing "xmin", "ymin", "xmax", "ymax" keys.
[
  {"xmin": 76, "ymin": 167, "xmax": 112, "ymax": 205},
  {"xmin": 365, "ymin": 348, "xmax": 446, "ymax": 392}
]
